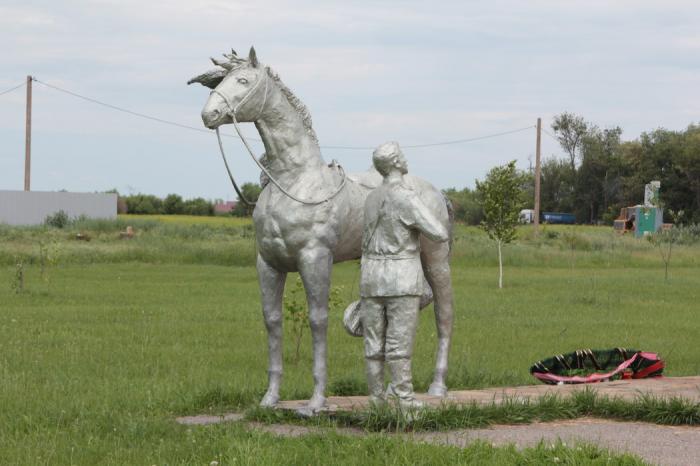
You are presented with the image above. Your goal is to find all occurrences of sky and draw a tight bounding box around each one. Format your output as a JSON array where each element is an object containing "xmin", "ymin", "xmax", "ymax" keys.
[{"xmin": 1, "ymin": 0, "xmax": 699, "ymax": 200}]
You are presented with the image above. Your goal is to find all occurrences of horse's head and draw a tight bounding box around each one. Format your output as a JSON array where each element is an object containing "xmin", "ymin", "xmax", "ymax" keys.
[{"xmin": 188, "ymin": 47, "xmax": 269, "ymax": 129}]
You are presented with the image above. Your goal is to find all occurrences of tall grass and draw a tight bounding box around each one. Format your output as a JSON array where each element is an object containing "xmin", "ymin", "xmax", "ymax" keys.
[{"xmin": 2, "ymin": 217, "xmax": 698, "ymax": 271}]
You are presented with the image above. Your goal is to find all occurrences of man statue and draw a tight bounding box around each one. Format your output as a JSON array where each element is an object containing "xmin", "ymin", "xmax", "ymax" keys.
[{"xmin": 360, "ymin": 141, "xmax": 450, "ymax": 408}]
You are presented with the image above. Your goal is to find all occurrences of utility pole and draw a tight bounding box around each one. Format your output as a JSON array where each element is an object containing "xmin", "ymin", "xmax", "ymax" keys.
[
  {"xmin": 24, "ymin": 75, "xmax": 33, "ymax": 191},
  {"xmin": 533, "ymin": 117, "xmax": 542, "ymax": 233}
]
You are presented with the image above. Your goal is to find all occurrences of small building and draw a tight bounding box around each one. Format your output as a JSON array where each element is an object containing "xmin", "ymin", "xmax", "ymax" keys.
[
  {"xmin": 613, "ymin": 181, "xmax": 664, "ymax": 237},
  {"xmin": 614, "ymin": 205, "xmax": 663, "ymax": 238},
  {"xmin": 214, "ymin": 201, "xmax": 237, "ymax": 214},
  {"xmin": 0, "ymin": 190, "xmax": 117, "ymax": 226}
]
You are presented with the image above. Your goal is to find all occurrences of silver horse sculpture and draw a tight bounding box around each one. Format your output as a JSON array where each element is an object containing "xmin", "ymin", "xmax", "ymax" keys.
[{"xmin": 189, "ymin": 47, "xmax": 455, "ymax": 411}]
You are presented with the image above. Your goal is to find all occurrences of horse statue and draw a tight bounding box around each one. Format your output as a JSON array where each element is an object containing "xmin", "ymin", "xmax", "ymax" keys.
[{"xmin": 189, "ymin": 47, "xmax": 455, "ymax": 411}]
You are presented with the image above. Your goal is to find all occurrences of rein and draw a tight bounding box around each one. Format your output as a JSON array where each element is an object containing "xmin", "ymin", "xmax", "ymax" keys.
[{"xmin": 212, "ymin": 67, "xmax": 347, "ymax": 207}]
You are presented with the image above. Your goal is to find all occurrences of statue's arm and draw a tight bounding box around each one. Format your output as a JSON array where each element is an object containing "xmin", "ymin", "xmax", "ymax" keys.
[{"xmin": 400, "ymin": 194, "xmax": 449, "ymax": 243}]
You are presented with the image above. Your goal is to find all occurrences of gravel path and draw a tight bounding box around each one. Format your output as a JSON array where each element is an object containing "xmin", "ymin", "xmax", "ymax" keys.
[{"xmin": 412, "ymin": 418, "xmax": 700, "ymax": 466}]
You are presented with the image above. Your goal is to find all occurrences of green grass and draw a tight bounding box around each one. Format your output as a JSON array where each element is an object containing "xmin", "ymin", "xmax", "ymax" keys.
[
  {"xmin": 248, "ymin": 390, "xmax": 700, "ymax": 432},
  {"xmin": 0, "ymin": 217, "xmax": 697, "ymax": 464}
]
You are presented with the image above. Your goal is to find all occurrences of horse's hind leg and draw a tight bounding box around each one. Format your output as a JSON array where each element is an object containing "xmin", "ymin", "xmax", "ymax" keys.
[
  {"xmin": 422, "ymin": 241, "xmax": 454, "ymax": 397},
  {"xmin": 298, "ymin": 247, "xmax": 332, "ymax": 411},
  {"xmin": 257, "ymin": 254, "xmax": 287, "ymax": 407}
]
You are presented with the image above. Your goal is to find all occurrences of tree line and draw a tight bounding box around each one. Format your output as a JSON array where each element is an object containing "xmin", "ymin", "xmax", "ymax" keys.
[
  {"xmin": 118, "ymin": 193, "xmax": 214, "ymax": 216},
  {"xmin": 445, "ymin": 115, "xmax": 700, "ymax": 225},
  {"xmin": 119, "ymin": 115, "xmax": 700, "ymax": 224},
  {"xmin": 118, "ymin": 183, "xmax": 263, "ymax": 217}
]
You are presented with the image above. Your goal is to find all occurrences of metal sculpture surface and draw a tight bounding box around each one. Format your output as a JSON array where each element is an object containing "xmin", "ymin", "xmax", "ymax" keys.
[
  {"xmin": 360, "ymin": 142, "xmax": 449, "ymax": 408},
  {"xmin": 189, "ymin": 47, "xmax": 455, "ymax": 411}
]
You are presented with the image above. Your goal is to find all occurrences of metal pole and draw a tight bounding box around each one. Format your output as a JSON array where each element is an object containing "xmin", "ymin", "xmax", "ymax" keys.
[
  {"xmin": 24, "ymin": 75, "xmax": 32, "ymax": 191},
  {"xmin": 534, "ymin": 117, "xmax": 542, "ymax": 232}
]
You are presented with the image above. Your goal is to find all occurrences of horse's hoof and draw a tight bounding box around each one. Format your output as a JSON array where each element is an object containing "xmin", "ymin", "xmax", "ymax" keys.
[
  {"xmin": 428, "ymin": 382, "xmax": 447, "ymax": 397},
  {"xmin": 306, "ymin": 394, "xmax": 326, "ymax": 412},
  {"xmin": 260, "ymin": 391, "xmax": 280, "ymax": 408}
]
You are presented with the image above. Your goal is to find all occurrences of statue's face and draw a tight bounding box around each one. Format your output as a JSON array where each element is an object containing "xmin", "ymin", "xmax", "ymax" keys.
[
  {"xmin": 394, "ymin": 152, "xmax": 408, "ymax": 174},
  {"xmin": 201, "ymin": 65, "xmax": 265, "ymax": 129}
]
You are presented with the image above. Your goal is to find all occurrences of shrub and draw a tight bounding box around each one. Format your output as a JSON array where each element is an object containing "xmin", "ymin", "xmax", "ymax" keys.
[
  {"xmin": 443, "ymin": 188, "xmax": 483, "ymax": 225},
  {"xmin": 182, "ymin": 197, "xmax": 214, "ymax": 216},
  {"xmin": 124, "ymin": 194, "xmax": 163, "ymax": 215},
  {"xmin": 163, "ymin": 194, "xmax": 185, "ymax": 215},
  {"xmin": 44, "ymin": 210, "xmax": 70, "ymax": 229}
]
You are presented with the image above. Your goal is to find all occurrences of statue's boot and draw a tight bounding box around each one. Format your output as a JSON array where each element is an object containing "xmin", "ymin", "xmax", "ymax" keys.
[
  {"xmin": 387, "ymin": 358, "xmax": 424, "ymax": 409},
  {"xmin": 366, "ymin": 358, "xmax": 386, "ymax": 406}
]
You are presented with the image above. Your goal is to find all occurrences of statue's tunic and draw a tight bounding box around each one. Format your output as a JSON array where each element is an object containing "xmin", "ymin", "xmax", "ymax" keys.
[
  {"xmin": 360, "ymin": 181, "xmax": 448, "ymax": 298},
  {"xmin": 359, "ymin": 179, "xmax": 449, "ymax": 365}
]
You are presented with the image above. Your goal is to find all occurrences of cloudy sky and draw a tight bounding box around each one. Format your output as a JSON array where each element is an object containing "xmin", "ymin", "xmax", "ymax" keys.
[{"xmin": 1, "ymin": 1, "xmax": 698, "ymax": 200}]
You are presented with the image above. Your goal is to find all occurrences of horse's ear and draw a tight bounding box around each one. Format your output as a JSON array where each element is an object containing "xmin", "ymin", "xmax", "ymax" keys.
[{"xmin": 249, "ymin": 46, "xmax": 259, "ymax": 67}]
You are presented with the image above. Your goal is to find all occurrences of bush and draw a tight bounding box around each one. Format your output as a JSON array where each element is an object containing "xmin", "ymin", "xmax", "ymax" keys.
[
  {"xmin": 163, "ymin": 194, "xmax": 184, "ymax": 215},
  {"xmin": 182, "ymin": 197, "xmax": 214, "ymax": 216},
  {"xmin": 677, "ymin": 224, "xmax": 700, "ymax": 245},
  {"xmin": 124, "ymin": 194, "xmax": 163, "ymax": 215},
  {"xmin": 443, "ymin": 188, "xmax": 483, "ymax": 225},
  {"xmin": 44, "ymin": 210, "xmax": 70, "ymax": 229},
  {"xmin": 120, "ymin": 193, "xmax": 217, "ymax": 216}
]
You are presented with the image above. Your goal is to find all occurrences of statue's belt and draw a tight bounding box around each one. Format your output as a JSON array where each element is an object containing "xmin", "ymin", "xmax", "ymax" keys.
[{"xmin": 362, "ymin": 254, "xmax": 419, "ymax": 261}]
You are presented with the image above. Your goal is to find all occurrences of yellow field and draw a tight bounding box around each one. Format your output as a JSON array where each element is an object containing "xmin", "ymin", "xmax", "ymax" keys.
[{"xmin": 119, "ymin": 213, "xmax": 253, "ymax": 227}]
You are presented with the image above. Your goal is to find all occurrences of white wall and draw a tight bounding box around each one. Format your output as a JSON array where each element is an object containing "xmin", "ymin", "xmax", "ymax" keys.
[{"xmin": 0, "ymin": 190, "xmax": 117, "ymax": 226}]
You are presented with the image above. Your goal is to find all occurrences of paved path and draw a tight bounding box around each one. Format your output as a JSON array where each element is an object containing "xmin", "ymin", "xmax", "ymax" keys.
[
  {"xmin": 178, "ymin": 416, "xmax": 700, "ymax": 466},
  {"xmin": 413, "ymin": 418, "xmax": 700, "ymax": 466},
  {"xmin": 177, "ymin": 377, "xmax": 700, "ymax": 466},
  {"xmin": 276, "ymin": 376, "xmax": 700, "ymax": 412}
]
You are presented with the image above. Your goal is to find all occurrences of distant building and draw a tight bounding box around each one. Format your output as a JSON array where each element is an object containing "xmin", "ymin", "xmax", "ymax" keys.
[
  {"xmin": 214, "ymin": 201, "xmax": 237, "ymax": 214},
  {"xmin": 0, "ymin": 190, "xmax": 117, "ymax": 225}
]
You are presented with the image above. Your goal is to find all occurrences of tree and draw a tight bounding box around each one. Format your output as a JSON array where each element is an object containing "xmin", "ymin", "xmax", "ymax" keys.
[
  {"xmin": 577, "ymin": 126, "xmax": 623, "ymax": 223},
  {"xmin": 647, "ymin": 210, "xmax": 684, "ymax": 282},
  {"xmin": 182, "ymin": 197, "xmax": 214, "ymax": 216},
  {"xmin": 677, "ymin": 125, "xmax": 700, "ymax": 222},
  {"xmin": 540, "ymin": 157, "xmax": 574, "ymax": 213},
  {"xmin": 123, "ymin": 194, "xmax": 163, "ymax": 214},
  {"xmin": 163, "ymin": 194, "xmax": 184, "ymax": 215},
  {"xmin": 443, "ymin": 187, "xmax": 483, "ymax": 225},
  {"xmin": 476, "ymin": 161, "xmax": 524, "ymax": 289},
  {"xmin": 552, "ymin": 112, "xmax": 589, "ymax": 173},
  {"xmin": 232, "ymin": 182, "xmax": 263, "ymax": 217}
]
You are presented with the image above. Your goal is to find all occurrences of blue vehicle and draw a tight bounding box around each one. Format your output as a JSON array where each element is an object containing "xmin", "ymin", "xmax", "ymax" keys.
[
  {"xmin": 541, "ymin": 212, "xmax": 576, "ymax": 224},
  {"xmin": 520, "ymin": 210, "xmax": 576, "ymax": 225}
]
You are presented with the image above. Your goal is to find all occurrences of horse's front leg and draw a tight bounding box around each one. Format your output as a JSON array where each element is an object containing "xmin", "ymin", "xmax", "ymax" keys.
[
  {"xmin": 298, "ymin": 247, "xmax": 332, "ymax": 411},
  {"xmin": 257, "ymin": 254, "xmax": 287, "ymax": 407}
]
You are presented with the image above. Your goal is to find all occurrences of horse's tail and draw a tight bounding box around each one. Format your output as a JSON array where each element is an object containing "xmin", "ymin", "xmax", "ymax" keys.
[{"xmin": 442, "ymin": 192, "xmax": 455, "ymax": 255}]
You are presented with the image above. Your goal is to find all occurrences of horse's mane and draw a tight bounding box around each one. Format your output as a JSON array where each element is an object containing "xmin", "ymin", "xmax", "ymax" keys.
[{"xmin": 266, "ymin": 67, "xmax": 319, "ymax": 144}]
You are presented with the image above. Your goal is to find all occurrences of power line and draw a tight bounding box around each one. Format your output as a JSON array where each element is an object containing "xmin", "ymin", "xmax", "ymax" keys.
[
  {"xmin": 0, "ymin": 81, "xmax": 26, "ymax": 97},
  {"xmin": 322, "ymin": 126, "xmax": 535, "ymax": 150},
  {"xmin": 32, "ymin": 77, "xmax": 534, "ymax": 150},
  {"xmin": 404, "ymin": 126, "xmax": 535, "ymax": 149},
  {"xmin": 541, "ymin": 127, "xmax": 559, "ymax": 142},
  {"xmin": 33, "ymin": 78, "xmax": 244, "ymax": 138}
]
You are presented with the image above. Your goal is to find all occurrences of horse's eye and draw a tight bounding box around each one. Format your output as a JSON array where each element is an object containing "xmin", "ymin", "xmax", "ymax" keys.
[{"xmin": 237, "ymin": 78, "xmax": 249, "ymax": 85}]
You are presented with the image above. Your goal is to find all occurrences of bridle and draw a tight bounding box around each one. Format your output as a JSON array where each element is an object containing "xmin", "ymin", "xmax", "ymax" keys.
[{"xmin": 211, "ymin": 66, "xmax": 346, "ymax": 207}]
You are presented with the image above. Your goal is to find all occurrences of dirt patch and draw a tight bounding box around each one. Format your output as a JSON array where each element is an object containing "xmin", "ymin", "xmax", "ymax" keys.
[
  {"xmin": 412, "ymin": 418, "xmax": 700, "ymax": 466},
  {"xmin": 176, "ymin": 413, "xmax": 245, "ymax": 425}
]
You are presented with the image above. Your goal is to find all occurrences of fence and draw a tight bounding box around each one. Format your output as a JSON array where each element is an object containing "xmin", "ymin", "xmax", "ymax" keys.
[{"xmin": 0, "ymin": 190, "xmax": 117, "ymax": 226}]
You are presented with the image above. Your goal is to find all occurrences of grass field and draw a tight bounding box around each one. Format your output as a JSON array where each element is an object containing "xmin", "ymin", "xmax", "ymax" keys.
[{"xmin": 1, "ymin": 214, "xmax": 698, "ymax": 464}]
